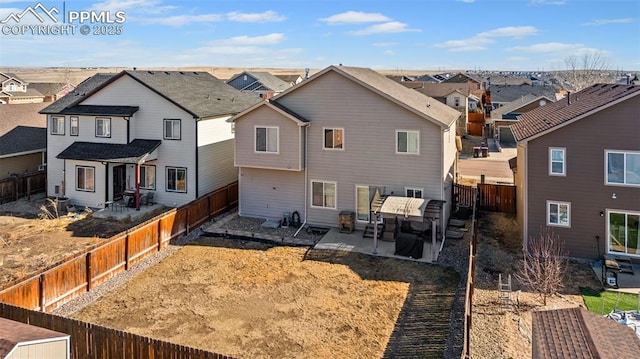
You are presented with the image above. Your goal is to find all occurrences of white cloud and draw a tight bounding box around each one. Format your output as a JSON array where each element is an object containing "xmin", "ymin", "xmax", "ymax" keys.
[
  {"xmin": 383, "ymin": 50, "xmax": 395, "ymax": 56},
  {"xmin": 226, "ymin": 10, "xmax": 285, "ymax": 23},
  {"xmin": 435, "ymin": 26, "xmax": 537, "ymax": 52},
  {"xmin": 582, "ymin": 18, "xmax": 635, "ymax": 26},
  {"xmin": 351, "ymin": 21, "xmax": 421, "ymax": 35},
  {"xmin": 477, "ymin": 26, "xmax": 538, "ymax": 38},
  {"xmin": 508, "ymin": 42, "xmax": 609, "ymax": 59},
  {"xmin": 205, "ymin": 33, "xmax": 286, "ymax": 46},
  {"xmin": 320, "ymin": 11, "xmax": 390, "ymax": 25},
  {"xmin": 91, "ymin": 0, "xmax": 175, "ymax": 14},
  {"xmin": 140, "ymin": 13, "xmax": 222, "ymax": 26}
]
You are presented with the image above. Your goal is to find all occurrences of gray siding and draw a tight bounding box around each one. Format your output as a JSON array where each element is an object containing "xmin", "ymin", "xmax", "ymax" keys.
[
  {"xmin": 234, "ymin": 104, "xmax": 303, "ymax": 171},
  {"xmin": 524, "ymin": 96, "xmax": 640, "ymax": 258},
  {"xmin": 278, "ymin": 71, "xmax": 446, "ymax": 227},
  {"xmin": 239, "ymin": 167, "xmax": 305, "ymax": 220},
  {"xmin": 198, "ymin": 139, "xmax": 237, "ymax": 195}
]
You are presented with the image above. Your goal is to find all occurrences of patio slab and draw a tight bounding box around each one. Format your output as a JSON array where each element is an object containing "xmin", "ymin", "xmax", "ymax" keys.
[
  {"xmin": 592, "ymin": 262, "xmax": 640, "ymax": 295},
  {"xmin": 92, "ymin": 203, "xmax": 165, "ymax": 221}
]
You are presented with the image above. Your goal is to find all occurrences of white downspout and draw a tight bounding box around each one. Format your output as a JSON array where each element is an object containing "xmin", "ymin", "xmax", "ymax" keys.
[{"xmin": 294, "ymin": 123, "xmax": 309, "ymax": 237}]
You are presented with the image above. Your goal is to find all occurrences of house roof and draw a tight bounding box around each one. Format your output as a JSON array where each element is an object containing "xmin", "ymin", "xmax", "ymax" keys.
[
  {"xmin": 403, "ymin": 82, "xmax": 471, "ymax": 98},
  {"xmin": 57, "ymin": 139, "xmax": 162, "ymax": 163},
  {"xmin": 442, "ymin": 72, "xmax": 482, "ymax": 84},
  {"xmin": 488, "ymin": 75, "xmax": 532, "ymax": 86},
  {"xmin": 57, "ymin": 105, "xmax": 139, "ymax": 116},
  {"xmin": 1, "ymin": 88, "xmax": 43, "ymax": 98},
  {"xmin": 0, "ymin": 102, "xmax": 47, "ymax": 136},
  {"xmin": 532, "ymin": 307, "xmax": 640, "ymax": 359},
  {"xmin": 40, "ymin": 73, "xmax": 116, "ymax": 114},
  {"xmin": 230, "ymin": 100, "xmax": 309, "ymax": 126},
  {"xmin": 0, "ymin": 126, "xmax": 46, "ymax": 158},
  {"xmin": 42, "ymin": 71, "xmax": 261, "ymax": 119},
  {"xmin": 490, "ymin": 94, "xmax": 554, "ymax": 119},
  {"xmin": 0, "ymin": 317, "xmax": 69, "ymax": 358},
  {"xmin": 512, "ymin": 84, "xmax": 640, "ymax": 142},
  {"xmin": 488, "ymin": 84, "xmax": 557, "ymax": 104},
  {"xmin": 28, "ymin": 82, "xmax": 73, "ymax": 96},
  {"xmin": 278, "ymin": 65, "xmax": 460, "ymax": 128},
  {"xmin": 0, "ymin": 72, "xmax": 26, "ymax": 85},
  {"xmin": 228, "ymin": 71, "xmax": 291, "ymax": 92}
]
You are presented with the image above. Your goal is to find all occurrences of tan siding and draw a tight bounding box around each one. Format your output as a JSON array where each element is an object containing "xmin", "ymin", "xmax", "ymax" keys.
[
  {"xmin": 516, "ymin": 144, "xmax": 526, "ymax": 242},
  {"xmin": 524, "ymin": 97, "xmax": 640, "ymax": 258},
  {"xmin": 0, "ymin": 153, "xmax": 42, "ymax": 178},
  {"xmin": 234, "ymin": 105, "xmax": 302, "ymax": 170},
  {"xmin": 279, "ymin": 71, "xmax": 446, "ymax": 227},
  {"xmin": 10, "ymin": 339, "xmax": 68, "ymax": 359},
  {"xmin": 239, "ymin": 167, "xmax": 305, "ymax": 219},
  {"xmin": 198, "ymin": 139, "xmax": 238, "ymax": 195}
]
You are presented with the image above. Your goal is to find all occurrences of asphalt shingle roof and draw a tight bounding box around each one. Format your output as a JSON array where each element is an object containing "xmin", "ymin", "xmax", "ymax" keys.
[
  {"xmin": 58, "ymin": 105, "xmax": 139, "ymax": 116},
  {"xmin": 0, "ymin": 102, "xmax": 47, "ymax": 135},
  {"xmin": 28, "ymin": 82, "xmax": 72, "ymax": 96},
  {"xmin": 490, "ymin": 94, "xmax": 553, "ymax": 119},
  {"xmin": 489, "ymin": 84, "xmax": 557, "ymax": 104},
  {"xmin": 0, "ymin": 126, "xmax": 46, "ymax": 157},
  {"xmin": 40, "ymin": 73, "xmax": 115, "ymax": 114},
  {"xmin": 0, "ymin": 317, "xmax": 68, "ymax": 358},
  {"xmin": 229, "ymin": 71, "xmax": 291, "ymax": 92},
  {"xmin": 512, "ymin": 83, "xmax": 640, "ymax": 141},
  {"xmin": 57, "ymin": 139, "xmax": 161, "ymax": 162},
  {"xmin": 532, "ymin": 307, "xmax": 640, "ymax": 359}
]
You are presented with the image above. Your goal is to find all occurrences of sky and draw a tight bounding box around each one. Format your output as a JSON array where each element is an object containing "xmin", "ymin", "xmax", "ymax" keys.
[{"xmin": 0, "ymin": 0, "xmax": 638, "ymax": 71}]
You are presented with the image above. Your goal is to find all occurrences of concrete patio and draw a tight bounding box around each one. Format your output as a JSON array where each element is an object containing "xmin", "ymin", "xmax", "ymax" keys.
[
  {"xmin": 592, "ymin": 261, "xmax": 640, "ymax": 295},
  {"xmin": 92, "ymin": 202, "xmax": 166, "ymax": 221}
]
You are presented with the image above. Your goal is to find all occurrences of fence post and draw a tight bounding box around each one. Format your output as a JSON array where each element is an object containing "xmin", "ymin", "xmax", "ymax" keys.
[
  {"xmin": 124, "ymin": 234, "xmax": 130, "ymax": 270},
  {"xmin": 27, "ymin": 176, "xmax": 31, "ymax": 201},
  {"xmin": 38, "ymin": 275, "xmax": 45, "ymax": 312},
  {"xmin": 86, "ymin": 252, "xmax": 93, "ymax": 291}
]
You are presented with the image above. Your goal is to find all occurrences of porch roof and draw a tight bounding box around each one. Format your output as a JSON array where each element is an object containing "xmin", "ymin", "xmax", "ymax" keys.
[
  {"xmin": 375, "ymin": 196, "xmax": 445, "ymax": 222},
  {"xmin": 57, "ymin": 139, "xmax": 161, "ymax": 163},
  {"xmin": 56, "ymin": 105, "xmax": 139, "ymax": 117}
]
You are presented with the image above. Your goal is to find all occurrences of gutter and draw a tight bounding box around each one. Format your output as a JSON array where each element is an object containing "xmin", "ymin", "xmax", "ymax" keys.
[{"xmin": 294, "ymin": 123, "xmax": 310, "ymax": 237}]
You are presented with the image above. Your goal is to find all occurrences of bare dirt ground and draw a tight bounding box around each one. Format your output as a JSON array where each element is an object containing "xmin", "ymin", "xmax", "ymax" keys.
[
  {"xmin": 470, "ymin": 211, "xmax": 601, "ymax": 358},
  {"xmin": 0, "ymin": 195, "xmax": 167, "ymax": 286},
  {"xmin": 70, "ymin": 237, "xmax": 459, "ymax": 359}
]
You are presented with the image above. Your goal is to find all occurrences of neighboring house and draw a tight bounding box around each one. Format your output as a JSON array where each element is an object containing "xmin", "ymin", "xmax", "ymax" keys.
[
  {"xmin": 230, "ymin": 65, "xmax": 461, "ymax": 234},
  {"xmin": 532, "ymin": 307, "xmax": 640, "ymax": 359},
  {"xmin": 0, "ymin": 317, "xmax": 70, "ymax": 359},
  {"xmin": 488, "ymin": 84, "xmax": 557, "ymax": 110},
  {"xmin": 0, "ymin": 103, "xmax": 48, "ymax": 178},
  {"xmin": 489, "ymin": 94, "xmax": 555, "ymax": 144},
  {"xmin": 385, "ymin": 74, "xmax": 416, "ymax": 83},
  {"xmin": 512, "ymin": 84, "xmax": 640, "ymax": 259},
  {"xmin": 486, "ymin": 75, "xmax": 532, "ymax": 86},
  {"xmin": 0, "ymin": 72, "xmax": 44, "ymax": 104},
  {"xmin": 275, "ymin": 74, "xmax": 304, "ymax": 86},
  {"xmin": 40, "ymin": 70, "xmax": 260, "ymax": 209},
  {"xmin": 29, "ymin": 82, "xmax": 76, "ymax": 102},
  {"xmin": 226, "ymin": 71, "xmax": 292, "ymax": 100},
  {"xmin": 415, "ymin": 74, "xmax": 440, "ymax": 83},
  {"xmin": 441, "ymin": 72, "xmax": 482, "ymax": 90}
]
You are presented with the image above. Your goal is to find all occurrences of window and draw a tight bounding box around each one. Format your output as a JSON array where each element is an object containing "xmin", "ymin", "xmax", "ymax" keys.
[
  {"xmin": 454, "ymin": 96, "xmax": 460, "ymax": 107},
  {"xmin": 166, "ymin": 167, "xmax": 186, "ymax": 192},
  {"xmin": 608, "ymin": 210, "xmax": 640, "ymax": 256},
  {"xmin": 255, "ymin": 126, "xmax": 278, "ymax": 153},
  {"xmin": 396, "ymin": 130, "xmax": 419, "ymax": 154},
  {"xmin": 606, "ymin": 150, "xmax": 640, "ymax": 186},
  {"xmin": 311, "ymin": 181, "xmax": 336, "ymax": 209},
  {"xmin": 356, "ymin": 186, "xmax": 370, "ymax": 222},
  {"xmin": 323, "ymin": 128, "xmax": 344, "ymax": 150},
  {"xmin": 405, "ymin": 187, "xmax": 423, "ymax": 198},
  {"xmin": 95, "ymin": 117, "xmax": 111, "ymax": 138},
  {"xmin": 7, "ymin": 83, "xmax": 16, "ymax": 91},
  {"xmin": 547, "ymin": 201, "xmax": 570, "ymax": 227},
  {"xmin": 549, "ymin": 148, "xmax": 565, "ymax": 175},
  {"xmin": 140, "ymin": 165, "xmax": 156, "ymax": 190},
  {"xmin": 164, "ymin": 119, "xmax": 181, "ymax": 140},
  {"xmin": 50, "ymin": 116, "xmax": 65, "ymax": 135},
  {"xmin": 76, "ymin": 166, "xmax": 95, "ymax": 192},
  {"xmin": 70, "ymin": 117, "xmax": 79, "ymax": 136}
]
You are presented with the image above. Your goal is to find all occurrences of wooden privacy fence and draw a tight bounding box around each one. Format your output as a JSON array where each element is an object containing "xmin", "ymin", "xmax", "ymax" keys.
[
  {"xmin": 461, "ymin": 187, "xmax": 478, "ymax": 359},
  {"xmin": 0, "ymin": 181, "xmax": 238, "ymax": 312},
  {"xmin": 0, "ymin": 303, "xmax": 232, "ymax": 359},
  {"xmin": 477, "ymin": 183, "xmax": 516, "ymax": 213},
  {"xmin": 0, "ymin": 172, "xmax": 46, "ymax": 204}
]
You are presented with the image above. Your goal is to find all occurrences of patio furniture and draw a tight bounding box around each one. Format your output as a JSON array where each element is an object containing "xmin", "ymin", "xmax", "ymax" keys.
[
  {"xmin": 338, "ymin": 211, "xmax": 355, "ymax": 233},
  {"xmin": 394, "ymin": 232, "xmax": 423, "ymax": 259},
  {"xmin": 141, "ymin": 192, "xmax": 155, "ymax": 206}
]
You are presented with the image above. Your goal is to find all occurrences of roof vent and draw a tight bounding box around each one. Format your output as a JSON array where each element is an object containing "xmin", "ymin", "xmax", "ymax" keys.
[
  {"xmin": 148, "ymin": 71, "xmax": 154, "ymax": 74},
  {"xmin": 180, "ymin": 71, "xmax": 185, "ymax": 75},
  {"xmin": 164, "ymin": 71, "xmax": 170, "ymax": 75}
]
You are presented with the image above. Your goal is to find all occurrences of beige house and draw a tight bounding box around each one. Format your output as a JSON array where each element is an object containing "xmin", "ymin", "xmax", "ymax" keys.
[
  {"xmin": 0, "ymin": 103, "xmax": 48, "ymax": 179},
  {"xmin": 0, "ymin": 72, "xmax": 44, "ymax": 104},
  {"xmin": 230, "ymin": 65, "xmax": 461, "ymax": 235},
  {"xmin": 0, "ymin": 317, "xmax": 70, "ymax": 359}
]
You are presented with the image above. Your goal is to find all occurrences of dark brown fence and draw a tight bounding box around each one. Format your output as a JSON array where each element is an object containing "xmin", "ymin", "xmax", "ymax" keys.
[
  {"xmin": 0, "ymin": 302, "xmax": 232, "ymax": 359},
  {"xmin": 453, "ymin": 183, "xmax": 477, "ymax": 208},
  {"xmin": 477, "ymin": 183, "xmax": 516, "ymax": 213},
  {"xmin": 0, "ymin": 172, "xmax": 46, "ymax": 204},
  {"xmin": 461, "ymin": 187, "xmax": 478, "ymax": 359},
  {"xmin": 0, "ymin": 181, "xmax": 238, "ymax": 311}
]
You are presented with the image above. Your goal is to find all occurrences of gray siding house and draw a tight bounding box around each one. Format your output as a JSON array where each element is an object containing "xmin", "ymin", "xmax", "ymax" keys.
[
  {"xmin": 512, "ymin": 84, "xmax": 640, "ymax": 259},
  {"xmin": 226, "ymin": 71, "xmax": 291, "ymax": 100},
  {"xmin": 231, "ymin": 65, "xmax": 461, "ymax": 233}
]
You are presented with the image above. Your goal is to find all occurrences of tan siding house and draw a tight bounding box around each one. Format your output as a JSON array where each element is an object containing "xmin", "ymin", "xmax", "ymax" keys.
[
  {"xmin": 231, "ymin": 65, "xmax": 461, "ymax": 234},
  {"xmin": 512, "ymin": 84, "xmax": 640, "ymax": 259}
]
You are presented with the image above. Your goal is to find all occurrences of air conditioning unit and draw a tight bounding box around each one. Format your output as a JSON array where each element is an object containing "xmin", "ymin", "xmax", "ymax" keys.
[{"xmin": 38, "ymin": 164, "xmax": 47, "ymax": 171}]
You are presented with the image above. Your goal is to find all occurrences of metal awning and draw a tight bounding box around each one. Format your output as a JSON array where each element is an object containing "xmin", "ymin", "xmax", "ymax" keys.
[{"xmin": 378, "ymin": 196, "xmax": 428, "ymax": 221}]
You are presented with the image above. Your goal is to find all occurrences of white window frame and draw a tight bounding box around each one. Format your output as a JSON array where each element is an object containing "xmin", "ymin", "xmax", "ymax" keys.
[
  {"xmin": 605, "ymin": 150, "xmax": 640, "ymax": 187},
  {"xmin": 607, "ymin": 209, "xmax": 640, "ymax": 257},
  {"xmin": 311, "ymin": 180, "xmax": 337, "ymax": 209},
  {"xmin": 70, "ymin": 116, "xmax": 79, "ymax": 136},
  {"xmin": 355, "ymin": 185, "xmax": 370, "ymax": 222},
  {"xmin": 76, "ymin": 166, "xmax": 95, "ymax": 192},
  {"xmin": 50, "ymin": 116, "xmax": 65, "ymax": 135},
  {"xmin": 405, "ymin": 187, "xmax": 424, "ymax": 198},
  {"xmin": 549, "ymin": 147, "xmax": 566, "ymax": 176},
  {"xmin": 323, "ymin": 127, "xmax": 344, "ymax": 150},
  {"xmin": 546, "ymin": 200, "xmax": 570, "ymax": 227},
  {"xmin": 395, "ymin": 130, "xmax": 420, "ymax": 155},
  {"xmin": 255, "ymin": 126, "xmax": 279, "ymax": 153},
  {"xmin": 95, "ymin": 117, "xmax": 111, "ymax": 138},
  {"xmin": 164, "ymin": 119, "xmax": 181, "ymax": 140},
  {"xmin": 140, "ymin": 165, "xmax": 156, "ymax": 190},
  {"xmin": 166, "ymin": 167, "xmax": 187, "ymax": 193}
]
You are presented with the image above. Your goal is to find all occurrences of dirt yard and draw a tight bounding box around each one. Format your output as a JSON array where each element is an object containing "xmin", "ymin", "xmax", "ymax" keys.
[
  {"xmin": 70, "ymin": 237, "xmax": 459, "ymax": 359},
  {"xmin": 0, "ymin": 195, "xmax": 167, "ymax": 286},
  {"xmin": 470, "ymin": 212, "xmax": 602, "ymax": 358}
]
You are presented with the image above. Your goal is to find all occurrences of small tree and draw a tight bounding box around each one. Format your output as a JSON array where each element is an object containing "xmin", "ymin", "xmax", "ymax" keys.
[
  {"xmin": 516, "ymin": 227, "xmax": 567, "ymax": 306},
  {"xmin": 563, "ymin": 52, "xmax": 613, "ymax": 91}
]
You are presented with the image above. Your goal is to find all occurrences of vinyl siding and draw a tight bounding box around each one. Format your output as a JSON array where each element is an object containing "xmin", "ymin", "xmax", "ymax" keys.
[
  {"xmin": 9, "ymin": 339, "xmax": 68, "ymax": 359},
  {"xmin": 234, "ymin": 104, "xmax": 302, "ymax": 171},
  {"xmin": 278, "ymin": 70, "xmax": 446, "ymax": 227},
  {"xmin": 63, "ymin": 160, "xmax": 106, "ymax": 208},
  {"xmin": 0, "ymin": 153, "xmax": 43, "ymax": 178},
  {"xmin": 198, "ymin": 139, "xmax": 237, "ymax": 195},
  {"xmin": 239, "ymin": 167, "xmax": 305, "ymax": 220},
  {"xmin": 523, "ymin": 96, "xmax": 640, "ymax": 258}
]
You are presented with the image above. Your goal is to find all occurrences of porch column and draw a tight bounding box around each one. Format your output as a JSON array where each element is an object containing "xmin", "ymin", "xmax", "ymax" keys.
[{"xmin": 135, "ymin": 163, "xmax": 141, "ymax": 211}]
